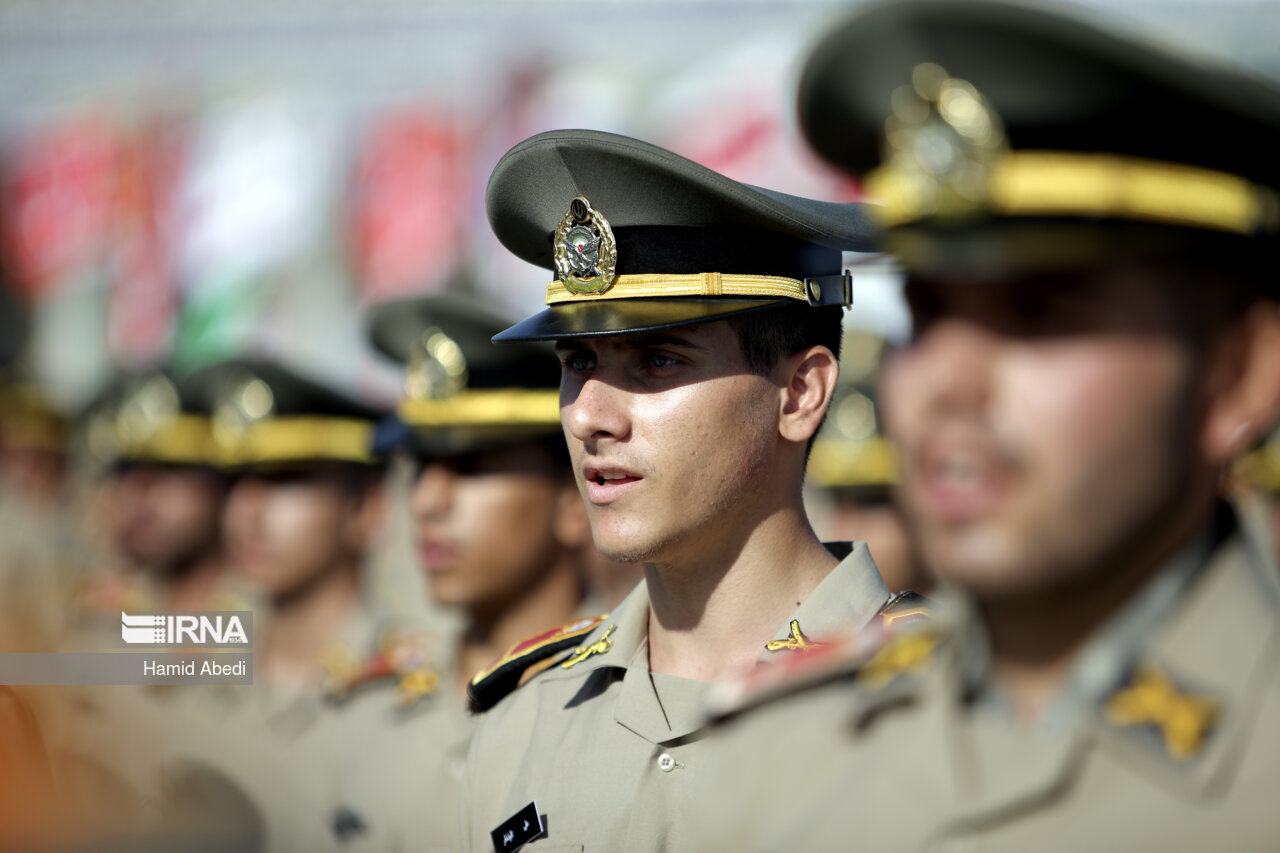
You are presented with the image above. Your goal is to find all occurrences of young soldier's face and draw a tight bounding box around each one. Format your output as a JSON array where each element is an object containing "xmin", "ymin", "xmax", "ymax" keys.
[
  {"xmin": 109, "ymin": 463, "xmax": 227, "ymax": 574},
  {"xmin": 882, "ymin": 270, "xmax": 1201, "ymax": 598},
  {"xmin": 409, "ymin": 444, "xmax": 575, "ymax": 611},
  {"xmin": 556, "ymin": 321, "xmax": 781, "ymax": 565},
  {"xmin": 222, "ymin": 468, "xmax": 369, "ymax": 599}
]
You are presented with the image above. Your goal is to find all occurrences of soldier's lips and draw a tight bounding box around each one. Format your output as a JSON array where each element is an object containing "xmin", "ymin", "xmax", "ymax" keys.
[
  {"xmin": 417, "ymin": 540, "xmax": 458, "ymax": 573},
  {"xmin": 582, "ymin": 466, "xmax": 643, "ymax": 505},
  {"xmin": 227, "ymin": 543, "xmax": 274, "ymax": 576},
  {"xmin": 911, "ymin": 437, "xmax": 1016, "ymax": 523}
]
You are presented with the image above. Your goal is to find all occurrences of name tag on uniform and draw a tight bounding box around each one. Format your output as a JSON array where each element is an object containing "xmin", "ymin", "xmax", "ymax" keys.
[{"xmin": 491, "ymin": 801, "xmax": 544, "ymax": 852}]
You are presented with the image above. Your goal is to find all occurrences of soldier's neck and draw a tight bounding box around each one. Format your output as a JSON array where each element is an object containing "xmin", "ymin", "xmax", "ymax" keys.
[
  {"xmin": 643, "ymin": 507, "xmax": 836, "ymax": 683},
  {"xmin": 981, "ymin": 494, "xmax": 1217, "ymax": 724},
  {"xmin": 162, "ymin": 549, "xmax": 230, "ymax": 611},
  {"xmin": 458, "ymin": 551, "xmax": 585, "ymax": 694},
  {"xmin": 260, "ymin": 561, "xmax": 361, "ymax": 686}
]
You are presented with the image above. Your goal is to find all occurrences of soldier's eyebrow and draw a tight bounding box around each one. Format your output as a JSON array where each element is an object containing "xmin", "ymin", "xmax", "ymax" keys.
[
  {"xmin": 553, "ymin": 334, "xmax": 707, "ymax": 355},
  {"xmin": 553, "ymin": 340, "xmax": 594, "ymax": 356},
  {"xmin": 628, "ymin": 333, "xmax": 707, "ymax": 351}
]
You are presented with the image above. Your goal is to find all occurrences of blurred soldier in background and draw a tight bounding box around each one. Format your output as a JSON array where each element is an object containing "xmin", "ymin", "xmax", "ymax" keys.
[
  {"xmin": 78, "ymin": 370, "xmax": 236, "ymax": 615},
  {"xmin": 174, "ymin": 358, "xmax": 389, "ymax": 850},
  {"xmin": 298, "ymin": 286, "xmax": 612, "ymax": 850},
  {"xmin": 0, "ymin": 378, "xmax": 77, "ymax": 649},
  {"xmin": 806, "ymin": 329, "xmax": 925, "ymax": 594},
  {"xmin": 693, "ymin": 2, "xmax": 1280, "ymax": 849},
  {"xmin": 2, "ymin": 366, "xmax": 268, "ymax": 852}
]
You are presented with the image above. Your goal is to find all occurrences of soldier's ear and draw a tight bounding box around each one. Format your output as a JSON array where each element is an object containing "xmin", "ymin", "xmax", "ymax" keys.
[
  {"xmin": 1200, "ymin": 301, "xmax": 1280, "ymax": 464},
  {"xmin": 776, "ymin": 345, "xmax": 839, "ymax": 446}
]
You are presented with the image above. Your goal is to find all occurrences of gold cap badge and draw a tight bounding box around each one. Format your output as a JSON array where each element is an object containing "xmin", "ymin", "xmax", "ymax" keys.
[
  {"xmin": 405, "ymin": 326, "xmax": 469, "ymax": 401},
  {"xmin": 874, "ymin": 62, "xmax": 1008, "ymax": 223},
  {"xmin": 553, "ymin": 195, "xmax": 618, "ymax": 295},
  {"xmin": 213, "ymin": 370, "xmax": 275, "ymax": 449}
]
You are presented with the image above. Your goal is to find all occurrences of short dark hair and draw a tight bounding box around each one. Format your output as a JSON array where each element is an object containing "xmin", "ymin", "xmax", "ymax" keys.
[
  {"xmin": 726, "ymin": 303, "xmax": 844, "ymax": 375},
  {"xmin": 726, "ymin": 303, "xmax": 844, "ymax": 456}
]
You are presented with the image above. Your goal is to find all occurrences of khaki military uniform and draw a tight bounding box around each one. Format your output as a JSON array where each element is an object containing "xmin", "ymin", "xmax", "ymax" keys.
[
  {"xmin": 165, "ymin": 605, "xmax": 400, "ymax": 852},
  {"xmin": 692, "ymin": 511, "xmax": 1280, "ymax": 852},
  {"xmin": 461, "ymin": 542, "xmax": 890, "ymax": 852},
  {"xmin": 321, "ymin": 625, "xmax": 472, "ymax": 853}
]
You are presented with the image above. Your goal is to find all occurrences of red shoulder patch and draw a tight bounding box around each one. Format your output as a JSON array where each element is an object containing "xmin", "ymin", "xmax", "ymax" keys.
[{"xmin": 467, "ymin": 614, "xmax": 608, "ymax": 713}]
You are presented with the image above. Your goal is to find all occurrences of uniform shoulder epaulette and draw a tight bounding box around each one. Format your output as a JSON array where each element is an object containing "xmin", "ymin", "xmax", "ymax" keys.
[
  {"xmin": 467, "ymin": 614, "xmax": 609, "ymax": 713},
  {"xmin": 322, "ymin": 627, "xmax": 440, "ymax": 708},
  {"xmin": 877, "ymin": 590, "xmax": 932, "ymax": 630}
]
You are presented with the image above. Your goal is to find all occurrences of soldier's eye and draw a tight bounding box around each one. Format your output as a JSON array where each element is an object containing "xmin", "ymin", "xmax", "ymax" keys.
[
  {"xmin": 560, "ymin": 353, "xmax": 596, "ymax": 372},
  {"xmin": 643, "ymin": 353, "xmax": 679, "ymax": 369}
]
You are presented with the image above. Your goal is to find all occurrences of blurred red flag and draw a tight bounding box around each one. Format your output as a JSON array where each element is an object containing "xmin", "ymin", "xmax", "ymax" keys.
[
  {"xmin": 351, "ymin": 112, "xmax": 468, "ymax": 300},
  {"xmin": 105, "ymin": 119, "xmax": 185, "ymax": 367},
  {"xmin": 3, "ymin": 119, "xmax": 117, "ymax": 298}
]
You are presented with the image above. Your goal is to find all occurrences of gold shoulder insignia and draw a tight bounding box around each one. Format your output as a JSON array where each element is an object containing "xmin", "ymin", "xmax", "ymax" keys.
[
  {"xmin": 765, "ymin": 620, "xmax": 824, "ymax": 653},
  {"xmin": 708, "ymin": 626, "xmax": 881, "ymax": 721},
  {"xmin": 1104, "ymin": 662, "xmax": 1219, "ymax": 762},
  {"xmin": 467, "ymin": 614, "xmax": 609, "ymax": 713},
  {"xmin": 560, "ymin": 624, "xmax": 615, "ymax": 669},
  {"xmin": 322, "ymin": 629, "xmax": 440, "ymax": 706},
  {"xmin": 855, "ymin": 629, "xmax": 941, "ymax": 691}
]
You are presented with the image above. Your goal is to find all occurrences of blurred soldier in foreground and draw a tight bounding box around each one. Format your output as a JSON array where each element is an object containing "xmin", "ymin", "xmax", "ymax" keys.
[
  {"xmin": 459, "ymin": 130, "xmax": 926, "ymax": 851},
  {"xmin": 694, "ymin": 2, "xmax": 1280, "ymax": 849},
  {"xmin": 307, "ymin": 289, "xmax": 609, "ymax": 850},
  {"xmin": 806, "ymin": 329, "xmax": 924, "ymax": 594}
]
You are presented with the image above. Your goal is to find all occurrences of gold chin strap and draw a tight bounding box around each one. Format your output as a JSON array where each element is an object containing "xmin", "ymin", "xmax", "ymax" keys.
[
  {"xmin": 867, "ymin": 150, "xmax": 1280, "ymax": 234},
  {"xmin": 545, "ymin": 272, "xmax": 848, "ymax": 306},
  {"xmin": 221, "ymin": 417, "xmax": 377, "ymax": 465},
  {"xmin": 398, "ymin": 389, "xmax": 561, "ymax": 428}
]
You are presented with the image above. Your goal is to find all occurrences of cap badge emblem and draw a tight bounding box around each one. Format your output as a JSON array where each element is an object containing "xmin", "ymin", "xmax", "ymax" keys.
[
  {"xmin": 553, "ymin": 195, "xmax": 618, "ymax": 295},
  {"xmin": 106, "ymin": 373, "xmax": 181, "ymax": 456},
  {"xmin": 406, "ymin": 326, "xmax": 469, "ymax": 401},
  {"xmin": 213, "ymin": 370, "xmax": 275, "ymax": 448},
  {"xmin": 880, "ymin": 62, "xmax": 1008, "ymax": 220}
]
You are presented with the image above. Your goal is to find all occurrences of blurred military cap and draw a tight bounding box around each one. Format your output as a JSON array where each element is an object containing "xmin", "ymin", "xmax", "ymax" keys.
[
  {"xmin": 798, "ymin": 0, "xmax": 1280, "ymax": 276},
  {"xmin": 807, "ymin": 331, "xmax": 897, "ymax": 496},
  {"xmin": 187, "ymin": 359, "xmax": 387, "ymax": 468},
  {"xmin": 365, "ymin": 286, "xmax": 563, "ymax": 456},
  {"xmin": 82, "ymin": 369, "xmax": 221, "ymax": 468}
]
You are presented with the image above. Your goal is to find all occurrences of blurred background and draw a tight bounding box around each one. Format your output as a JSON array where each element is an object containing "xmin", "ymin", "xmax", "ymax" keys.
[{"xmin": 3, "ymin": 0, "xmax": 1277, "ymax": 410}]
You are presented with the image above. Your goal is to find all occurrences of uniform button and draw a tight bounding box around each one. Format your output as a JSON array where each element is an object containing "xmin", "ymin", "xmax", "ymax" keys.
[{"xmin": 657, "ymin": 753, "xmax": 677, "ymax": 772}]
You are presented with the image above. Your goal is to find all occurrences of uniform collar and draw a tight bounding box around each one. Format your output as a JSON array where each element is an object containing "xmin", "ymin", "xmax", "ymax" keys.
[
  {"xmin": 957, "ymin": 525, "xmax": 1215, "ymax": 729},
  {"xmin": 931, "ymin": 503, "xmax": 1279, "ymax": 830},
  {"xmin": 757, "ymin": 540, "xmax": 890, "ymax": 663}
]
